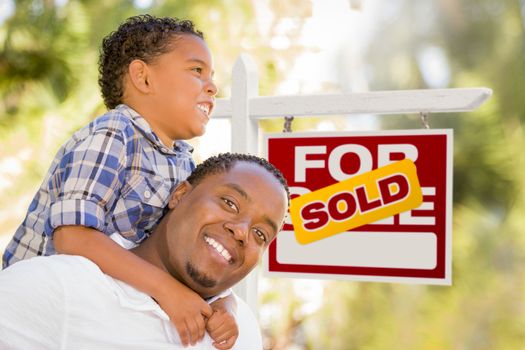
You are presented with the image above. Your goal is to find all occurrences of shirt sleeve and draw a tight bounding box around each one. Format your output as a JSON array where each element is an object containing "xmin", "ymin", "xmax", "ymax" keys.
[
  {"xmin": 0, "ymin": 257, "xmax": 67, "ymax": 349},
  {"xmin": 44, "ymin": 128, "xmax": 128, "ymax": 236}
]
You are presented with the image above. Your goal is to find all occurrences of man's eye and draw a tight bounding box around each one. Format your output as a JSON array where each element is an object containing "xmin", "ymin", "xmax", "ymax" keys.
[
  {"xmin": 253, "ymin": 228, "xmax": 267, "ymax": 244},
  {"xmin": 222, "ymin": 198, "xmax": 238, "ymax": 212},
  {"xmin": 192, "ymin": 67, "xmax": 203, "ymax": 74}
]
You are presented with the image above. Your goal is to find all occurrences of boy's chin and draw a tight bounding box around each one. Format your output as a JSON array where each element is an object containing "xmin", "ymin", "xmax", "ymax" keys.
[{"xmin": 192, "ymin": 126, "xmax": 207, "ymax": 138}]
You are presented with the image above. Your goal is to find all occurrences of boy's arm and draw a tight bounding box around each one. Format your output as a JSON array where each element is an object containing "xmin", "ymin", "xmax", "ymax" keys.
[
  {"xmin": 207, "ymin": 294, "xmax": 239, "ymax": 350},
  {"xmin": 54, "ymin": 225, "xmax": 212, "ymax": 346}
]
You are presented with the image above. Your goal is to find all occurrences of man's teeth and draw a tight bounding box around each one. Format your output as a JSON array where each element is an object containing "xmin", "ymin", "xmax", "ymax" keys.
[
  {"xmin": 197, "ymin": 104, "xmax": 209, "ymax": 116},
  {"xmin": 205, "ymin": 236, "xmax": 232, "ymax": 262}
]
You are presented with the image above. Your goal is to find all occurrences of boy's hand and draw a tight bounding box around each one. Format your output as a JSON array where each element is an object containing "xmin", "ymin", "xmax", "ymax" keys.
[
  {"xmin": 156, "ymin": 278, "xmax": 213, "ymax": 347},
  {"xmin": 206, "ymin": 307, "xmax": 239, "ymax": 350}
]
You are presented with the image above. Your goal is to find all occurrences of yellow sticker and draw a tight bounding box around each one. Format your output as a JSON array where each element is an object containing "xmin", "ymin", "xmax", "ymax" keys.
[{"xmin": 290, "ymin": 159, "xmax": 423, "ymax": 244}]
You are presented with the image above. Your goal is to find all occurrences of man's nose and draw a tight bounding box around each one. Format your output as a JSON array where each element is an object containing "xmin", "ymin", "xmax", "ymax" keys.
[{"xmin": 224, "ymin": 221, "xmax": 249, "ymax": 245}]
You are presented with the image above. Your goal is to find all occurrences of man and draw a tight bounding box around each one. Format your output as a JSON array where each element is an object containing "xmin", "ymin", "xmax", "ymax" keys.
[{"xmin": 0, "ymin": 153, "xmax": 290, "ymax": 349}]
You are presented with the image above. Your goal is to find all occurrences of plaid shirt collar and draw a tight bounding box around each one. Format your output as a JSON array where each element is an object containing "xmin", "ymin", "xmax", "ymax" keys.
[{"xmin": 115, "ymin": 104, "xmax": 194, "ymax": 155}]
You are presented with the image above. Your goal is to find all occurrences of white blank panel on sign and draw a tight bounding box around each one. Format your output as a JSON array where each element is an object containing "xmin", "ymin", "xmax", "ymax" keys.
[{"xmin": 276, "ymin": 230, "xmax": 437, "ymax": 270}]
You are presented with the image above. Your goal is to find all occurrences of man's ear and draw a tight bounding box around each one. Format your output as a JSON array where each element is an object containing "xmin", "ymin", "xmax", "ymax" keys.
[
  {"xmin": 127, "ymin": 59, "xmax": 151, "ymax": 94},
  {"xmin": 168, "ymin": 181, "xmax": 193, "ymax": 209}
]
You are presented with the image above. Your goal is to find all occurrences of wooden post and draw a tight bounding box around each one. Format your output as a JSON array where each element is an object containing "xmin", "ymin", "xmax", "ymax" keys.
[{"xmin": 230, "ymin": 54, "xmax": 260, "ymax": 313}]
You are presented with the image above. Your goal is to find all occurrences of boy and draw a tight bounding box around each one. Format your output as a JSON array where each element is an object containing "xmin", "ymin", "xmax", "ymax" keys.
[{"xmin": 2, "ymin": 15, "xmax": 237, "ymax": 349}]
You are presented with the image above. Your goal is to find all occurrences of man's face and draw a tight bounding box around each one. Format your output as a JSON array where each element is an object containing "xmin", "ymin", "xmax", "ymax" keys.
[
  {"xmin": 161, "ymin": 162, "xmax": 287, "ymax": 298},
  {"xmin": 146, "ymin": 34, "xmax": 216, "ymax": 142}
]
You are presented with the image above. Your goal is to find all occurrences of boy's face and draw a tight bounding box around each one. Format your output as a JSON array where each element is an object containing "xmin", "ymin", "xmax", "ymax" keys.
[
  {"xmin": 161, "ymin": 162, "xmax": 288, "ymax": 298},
  {"xmin": 146, "ymin": 34, "xmax": 216, "ymax": 143}
]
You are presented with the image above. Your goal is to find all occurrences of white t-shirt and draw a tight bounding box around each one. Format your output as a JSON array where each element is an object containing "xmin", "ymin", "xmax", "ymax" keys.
[{"xmin": 0, "ymin": 255, "xmax": 262, "ymax": 349}]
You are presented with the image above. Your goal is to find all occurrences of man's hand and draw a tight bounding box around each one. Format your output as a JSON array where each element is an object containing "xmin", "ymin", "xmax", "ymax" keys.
[
  {"xmin": 156, "ymin": 278, "xmax": 213, "ymax": 347},
  {"xmin": 206, "ymin": 304, "xmax": 239, "ymax": 350}
]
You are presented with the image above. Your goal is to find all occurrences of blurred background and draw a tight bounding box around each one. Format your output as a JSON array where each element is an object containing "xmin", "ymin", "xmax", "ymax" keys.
[{"xmin": 1, "ymin": 0, "xmax": 524, "ymax": 349}]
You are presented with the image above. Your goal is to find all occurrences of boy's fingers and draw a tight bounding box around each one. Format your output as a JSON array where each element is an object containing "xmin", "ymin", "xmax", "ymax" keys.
[
  {"xmin": 205, "ymin": 311, "xmax": 220, "ymax": 331},
  {"xmin": 207, "ymin": 324, "xmax": 227, "ymax": 338},
  {"xmin": 196, "ymin": 314, "xmax": 206, "ymax": 341},
  {"xmin": 188, "ymin": 318, "xmax": 202, "ymax": 346},
  {"xmin": 188, "ymin": 315, "xmax": 206, "ymax": 345},
  {"xmin": 177, "ymin": 323, "xmax": 189, "ymax": 347},
  {"xmin": 213, "ymin": 336, "xmax": 236, "ymax": 350},
  {"xmin": 201, "ymin": 303, "xmax": 213, "ymax": 318},
  {"xmin": 210, "ymin": 327, "xmax": 237, "ymax": 344}
]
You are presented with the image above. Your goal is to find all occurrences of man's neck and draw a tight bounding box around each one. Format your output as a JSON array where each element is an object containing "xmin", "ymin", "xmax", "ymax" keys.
[{"xmin": 130, "ymin": 233, "xmax": 167, "ymax": 276}]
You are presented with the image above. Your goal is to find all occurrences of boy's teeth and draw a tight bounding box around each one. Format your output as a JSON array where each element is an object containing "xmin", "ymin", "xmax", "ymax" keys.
[
  {"xmin": 197, "ymin": 104, "xmax": 209, "ymax": 115},
  {"xmin": 204, "ymin": 236, "xmax": 232, "ymax": 262}
]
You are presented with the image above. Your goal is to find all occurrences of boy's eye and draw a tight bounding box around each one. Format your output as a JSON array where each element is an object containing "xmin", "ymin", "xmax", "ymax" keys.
[
  {"xmin": 222, "ymin": 198, "xmax": 238, "ymax": 213},
  {"xmin": 253, "ymin": 228, "xmax": 267, "ymax": 244},
  {"xmin": 192, "ymin": 67, "xmax": 203, "ymax": 74}
]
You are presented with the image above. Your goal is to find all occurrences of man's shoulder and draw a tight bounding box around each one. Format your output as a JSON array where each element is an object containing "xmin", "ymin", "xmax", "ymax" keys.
[
  {"xmin": 0, "ymin": 255, "xmax": 102, "ymax": 307},
  {"xmin": 2, "ymin": 255, "xmax": 100, "ymax": 279}
]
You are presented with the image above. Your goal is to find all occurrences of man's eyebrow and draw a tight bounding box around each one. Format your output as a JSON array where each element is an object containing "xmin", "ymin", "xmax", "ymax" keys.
[
  {"xmin": 224, "ymin": 183, "xmax": 279, "ymax": 234},
  {"xmin": 187, "ymin": 58, "xmax": 215, "ymax": 76},
  {"xmin": 263, "ymin": 216, "xmax": 279, "ymax": 237},
  {"xmin": 224, "ymin": 183, "xmax": 249, "ymax": 201}
]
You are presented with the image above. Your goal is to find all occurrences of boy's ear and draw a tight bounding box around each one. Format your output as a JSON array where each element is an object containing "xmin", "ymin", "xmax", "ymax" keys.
[
  {"xmin": 168, "ymin": 181, "xmax": 193, "ymax": 209},
  {"xmin": 128, "ymin": 59, "xmax": 151, "ymax": 93}
]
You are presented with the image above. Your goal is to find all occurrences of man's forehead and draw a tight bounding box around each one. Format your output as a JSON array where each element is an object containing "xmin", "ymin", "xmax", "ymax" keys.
[
  {"xmin": 195, "ymin": 161, "xmax": 286, "ymax": 206},
  {"xmin": 215, "ymin": 162, "xmax": 272, "ymax": 184}
]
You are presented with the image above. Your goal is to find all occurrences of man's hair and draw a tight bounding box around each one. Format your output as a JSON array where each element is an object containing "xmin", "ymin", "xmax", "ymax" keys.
[
  {"xmin": 98, "ymin": 14, "xmax": 203, "ymax": 109},
  {"xmin": 187, "ymin": 153, "xmax": 290, "ymax": 205}
]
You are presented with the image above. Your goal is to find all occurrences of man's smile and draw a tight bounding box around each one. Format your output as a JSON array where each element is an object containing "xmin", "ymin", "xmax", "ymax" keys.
[{"xmin": 204, "ymin": 234, "xmax": 234, "ymax": 264}]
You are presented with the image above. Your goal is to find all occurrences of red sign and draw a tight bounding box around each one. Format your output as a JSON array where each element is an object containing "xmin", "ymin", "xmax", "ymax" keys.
[{"xmin": 264, "ymin": 130, "xmax": 453, "ymax": 285}]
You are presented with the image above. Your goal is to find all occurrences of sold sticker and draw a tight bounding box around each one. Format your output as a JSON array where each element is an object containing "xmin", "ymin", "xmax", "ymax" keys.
[{"xmin": 289, "ymin": 159, "xmax": 423, "ymax": 244}]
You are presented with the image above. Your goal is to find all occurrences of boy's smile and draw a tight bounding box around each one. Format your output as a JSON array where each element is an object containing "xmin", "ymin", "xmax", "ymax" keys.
[{"xmin": 196, "ymin": 103, "xmax": 211, "ymax": 118}]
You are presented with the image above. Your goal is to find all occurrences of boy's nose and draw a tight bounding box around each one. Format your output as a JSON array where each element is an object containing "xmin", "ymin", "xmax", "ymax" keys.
[{"xmin": 206, "ymin": 79, "xmax": 218, "ymax": 96}]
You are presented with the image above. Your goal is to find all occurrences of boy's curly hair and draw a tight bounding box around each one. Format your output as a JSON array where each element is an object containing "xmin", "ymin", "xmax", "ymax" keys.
[
  {"xmin": 98, "ymin": 15, "xmax": 203, "ymax": 109},
  {"xmin": 187, "ymin": 153, "xmax": 291, "ymax": 206}
]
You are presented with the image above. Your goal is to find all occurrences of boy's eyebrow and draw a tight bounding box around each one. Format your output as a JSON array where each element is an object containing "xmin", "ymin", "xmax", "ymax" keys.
[
  {"xmin": 224, "ymin": 183, "xmax": 279, "ymax": 234},
  {"xmin": 187, "ymin": 58, "xmax": 215, "ymax": 76}
]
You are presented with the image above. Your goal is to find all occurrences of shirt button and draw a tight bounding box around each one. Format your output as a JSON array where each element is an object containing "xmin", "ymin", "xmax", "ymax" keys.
[{"xmin": 144, "ymin": 190, "xmax": 151, "ymax": 199}]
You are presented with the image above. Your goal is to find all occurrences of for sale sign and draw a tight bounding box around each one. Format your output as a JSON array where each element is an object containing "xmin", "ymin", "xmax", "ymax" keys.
[{"xmin": 264, "ymin": 130, "xmax": 453, "ymax": 285}]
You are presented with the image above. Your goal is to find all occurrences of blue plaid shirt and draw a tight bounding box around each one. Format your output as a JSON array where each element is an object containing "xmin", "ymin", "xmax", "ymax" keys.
[{"xmin": 3, "ymin": 104, "xmax": 195, "ymax": 268}]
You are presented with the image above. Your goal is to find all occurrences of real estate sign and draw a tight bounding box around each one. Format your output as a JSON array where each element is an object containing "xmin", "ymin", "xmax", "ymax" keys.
[{"xmin": 264, "ymin": 130, "xmax": 453, "ymax": 285}]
